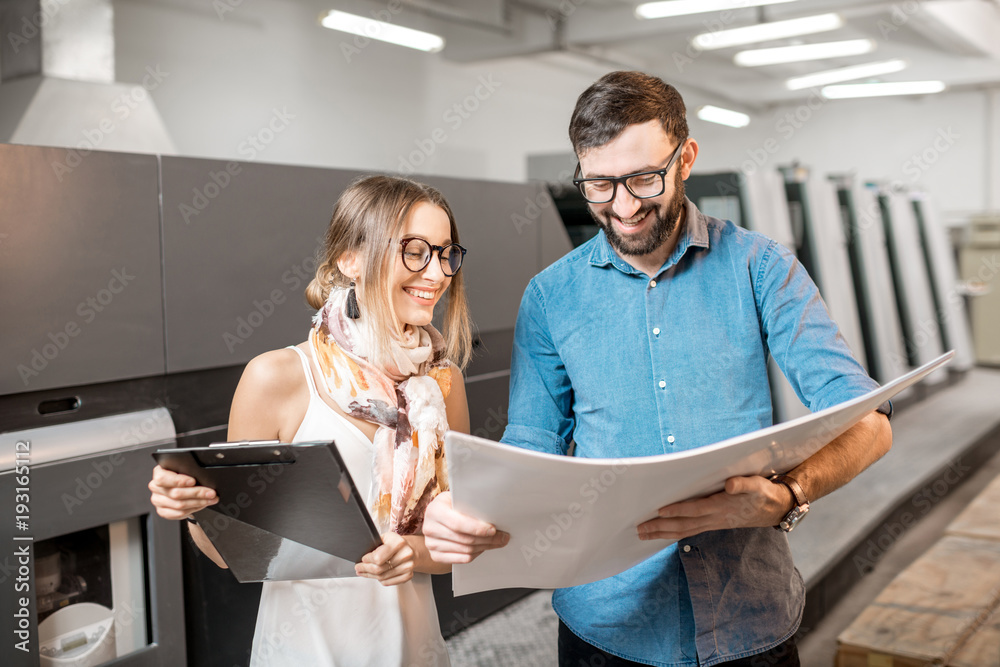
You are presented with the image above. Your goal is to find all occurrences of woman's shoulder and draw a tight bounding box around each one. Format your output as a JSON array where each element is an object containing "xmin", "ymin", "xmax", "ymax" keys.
[
  {"xmin": 448, "ymin": 363, "xmax": 465, "ymax": 387},
  {"xmin": 238, "ymin": 346, "xmax": 308, "ymax": 397},
  {"xmin": 229, "ymin": 345, "xmax": 311, "ymax": 442}
]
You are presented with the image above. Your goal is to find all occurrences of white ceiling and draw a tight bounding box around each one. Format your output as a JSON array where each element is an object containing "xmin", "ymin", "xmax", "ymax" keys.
[{"xmin": 393, "ymin": 0, "xmax": 1000, "ymax": 111}]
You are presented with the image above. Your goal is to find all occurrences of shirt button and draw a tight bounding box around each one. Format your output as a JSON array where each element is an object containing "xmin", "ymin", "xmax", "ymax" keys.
[
  {"xmin": 682, "ymin": 545, "xmax": 691, "ymax": 553},
  {"xmin": 649, "ymin": 280, "xmax": 657, "ymax": 288},
  {"xmin": 658, "ymin": 380, "xmax": 666, "ymax": 389},
  {"xmin": 667, "ymin": 435, "xmax": 675, "ymax": 443},
  {"xmin": 653, "ymin": 327, "xmax": 660, "ymax": 336}
]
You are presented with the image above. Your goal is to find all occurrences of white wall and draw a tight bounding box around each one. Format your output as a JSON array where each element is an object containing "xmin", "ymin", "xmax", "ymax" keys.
[
  {"xmin": 112, "ymin": 0, "xmax": 595, "ymax": 182},
  {"xmin": 397, "ymin": 57, "xmax": 592, "ymax": 182},
  {"xmin": 689, "ymin": 89, "xmax": 992, "ymax": 217},
  {"xmin": 114, "ymin": 0, "xmax": 434, "ymax": 172},
  {"xmin": 108, "ymin": 0, "xmax": 998, "ymax": 216}
]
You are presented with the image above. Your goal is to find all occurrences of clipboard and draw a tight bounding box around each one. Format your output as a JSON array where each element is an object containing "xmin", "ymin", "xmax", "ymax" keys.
[{"xmin": 153, "ymin": 440, "xmax": 382, "ymax": 583}]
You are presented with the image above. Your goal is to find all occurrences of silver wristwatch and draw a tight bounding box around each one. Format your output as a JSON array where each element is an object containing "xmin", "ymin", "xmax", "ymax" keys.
[{"xmin": 770, "ymin": 473, "xmax": 809, "ymax": 532}]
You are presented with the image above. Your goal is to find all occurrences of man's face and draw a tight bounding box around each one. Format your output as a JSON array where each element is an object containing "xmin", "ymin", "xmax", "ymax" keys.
[{"xmin": 577, "ymin": 120, "xmax": 687, "ymax": 257}]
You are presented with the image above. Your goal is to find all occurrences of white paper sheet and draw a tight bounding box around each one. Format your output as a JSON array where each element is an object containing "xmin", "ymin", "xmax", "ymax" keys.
[{"xmin": 446, "ymin": 351, "xmax": 953, "ymax": 596}]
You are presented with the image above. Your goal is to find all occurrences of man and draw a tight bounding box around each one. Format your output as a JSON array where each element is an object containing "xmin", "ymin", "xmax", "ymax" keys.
[{"xmin": 424, "ymin": 71, "xmax": 892, "ymax": 667}]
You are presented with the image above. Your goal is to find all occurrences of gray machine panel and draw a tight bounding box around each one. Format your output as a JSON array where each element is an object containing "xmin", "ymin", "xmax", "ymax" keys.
[
  {"xmin": 879, "ymin": 188, "xmax": 948, "ymax": 385},
  {"xmin": 0, "ymin": 144, "xmax": 165, "ymax": 396},
  {"xmin": 800, "ymin": 178, "xmax": 867, "ymax": 367},
  {"xmin": 911, "ymin": 192, "xmax": 975, "ymax": 372},
  {"xmin": 161, "ymin": 160, "xmax": 565, "ymax": 371},
  {"xmin": 840, "ymin": 183, "xmax": 911, "ymax": 388},
  {"xmin": 0, "ymin": 409, "xmax": 186, "ymax": 667},
  {"xmin": 537, "ymin": 182, "xmax": 575, "ymax": 271},
  {"xmin": 419, "ymin": 175, "xmax": 564, "ymax": 334},
  {"xmin": 160, "ymin": 156, "xmax": 353, "ymax": 372}
]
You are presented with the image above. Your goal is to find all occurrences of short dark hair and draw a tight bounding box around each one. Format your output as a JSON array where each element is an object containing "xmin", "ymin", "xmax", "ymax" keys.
[{"xmin": 569, "ymin": 71, "xmax": 689, "ymax": 156}]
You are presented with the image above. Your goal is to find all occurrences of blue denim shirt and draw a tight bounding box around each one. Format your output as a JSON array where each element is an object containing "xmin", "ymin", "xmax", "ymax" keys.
[{"xmin": 500, "ymin": 199, "xmax": 878, "ymax": 666}]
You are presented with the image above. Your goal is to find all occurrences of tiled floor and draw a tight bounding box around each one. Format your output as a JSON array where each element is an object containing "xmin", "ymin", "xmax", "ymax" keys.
[{"xmin": 447, "ymin": 590, "xmax": 558, "ymax": 666}]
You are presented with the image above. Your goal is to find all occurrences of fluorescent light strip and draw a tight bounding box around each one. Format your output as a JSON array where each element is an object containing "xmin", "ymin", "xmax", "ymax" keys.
[
  {"xmin": 320, "ymin": 10, "xmax": 444, "ymax": 53},
  {"xmin": 693, "ymin": 13, "xmax": 842, "ymax": 51},
  {"xmin": 636, "ymin": 0, "xmax": 798, "ymax": 20},
  {"xmin": 735, "ymin": 38, "xmax": 874, "ymax": 66},
  {"xmin": 821, "ymin": 81, "xmax": 946, "ymax": 99},
  {"xmin": 696, "ymin": 105, "xmax": 751, "ymax": 128},
  {"xmin": 786, "ymin": 59, "xmax": 907, "ymax": 90}
]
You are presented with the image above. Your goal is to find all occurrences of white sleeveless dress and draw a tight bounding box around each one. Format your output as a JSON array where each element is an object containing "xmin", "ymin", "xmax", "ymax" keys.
[{"xmin": 248, "ymin": 346, "xmax": 450, "ymax": 667}]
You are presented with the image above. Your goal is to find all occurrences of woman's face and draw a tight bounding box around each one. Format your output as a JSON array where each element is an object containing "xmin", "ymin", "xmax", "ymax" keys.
[{"xmin": 392, "ymin": 201, "xmax": 454, "ymax": 328}]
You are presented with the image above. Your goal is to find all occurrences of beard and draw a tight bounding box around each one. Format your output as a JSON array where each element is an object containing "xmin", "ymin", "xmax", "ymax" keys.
[{"xmin": 591, "ymin": 169, "xmax": 687, "ymax": 257}]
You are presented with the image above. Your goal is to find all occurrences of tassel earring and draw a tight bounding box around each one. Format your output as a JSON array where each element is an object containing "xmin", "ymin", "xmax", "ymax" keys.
[{"xmin": 346, "ymin": 281, "xmax": 361, "ymax": 319}]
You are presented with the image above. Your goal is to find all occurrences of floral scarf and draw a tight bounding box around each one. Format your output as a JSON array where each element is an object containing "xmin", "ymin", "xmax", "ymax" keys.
[{"xmin": 310, "ymin": 287, "xmax": 451, "ymax": 535}]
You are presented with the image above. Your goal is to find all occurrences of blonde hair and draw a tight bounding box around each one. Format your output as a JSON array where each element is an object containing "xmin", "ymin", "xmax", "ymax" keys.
[{"xmin": 306, "ymin": 175, "xmax": 473, "ymax": 370}]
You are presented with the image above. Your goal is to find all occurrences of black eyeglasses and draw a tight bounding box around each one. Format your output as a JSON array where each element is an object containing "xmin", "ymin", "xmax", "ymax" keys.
[
  {"xmin": 572, "ymin": 140, "xmax": 686, "ymax": 204},
  {"xmin": 400, "ymin": 238, "xmax": 467, "ymax": 276}
]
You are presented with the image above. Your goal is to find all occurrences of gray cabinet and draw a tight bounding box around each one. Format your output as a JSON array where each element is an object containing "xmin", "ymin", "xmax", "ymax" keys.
[{"xmin": 0, "ymin": 144, "xmax": 164, "ymax": 396}]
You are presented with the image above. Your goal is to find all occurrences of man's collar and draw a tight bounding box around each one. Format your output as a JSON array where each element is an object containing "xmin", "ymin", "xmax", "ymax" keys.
[{"xmin": 588, "ymin": 198, "xmax": 710, "ymax": 276}]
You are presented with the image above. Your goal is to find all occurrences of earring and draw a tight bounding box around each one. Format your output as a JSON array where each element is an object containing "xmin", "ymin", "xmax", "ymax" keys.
[{"xmin": 346, "ymin": 280, "xmax": 361, "ymax": 320}]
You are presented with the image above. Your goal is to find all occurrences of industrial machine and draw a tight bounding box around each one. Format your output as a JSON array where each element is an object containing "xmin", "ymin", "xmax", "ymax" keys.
[
  {"xmin": 830, "ymin": 177, "xmax": 911, "ymax": 389},
  {"xmin": 778, "ymin": 165, "xmax": 867, "ymax": 367},
  {"xmin": 0, "ymin": 143, "xmax": 572, "ymax": 666},
  {"xmin": 1, "ymin": 410, "xmax": 182, "ymax": 667},
  {"xmin": 960, "ymin": 214, "xmax": 1000, "ymax": 365},
  {"xmin": 910, "ymin": 191, "xmax": 976, "ymax": 372},
  {"xmin": 875, "ymin": 185, "xmax": 949, "ymax": 386}
]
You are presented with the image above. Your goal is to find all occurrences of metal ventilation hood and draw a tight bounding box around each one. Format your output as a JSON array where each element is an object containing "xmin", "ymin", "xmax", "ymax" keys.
[{"xmin": 0, "ymin": 0, "xmax": 175, "ymax": 154}]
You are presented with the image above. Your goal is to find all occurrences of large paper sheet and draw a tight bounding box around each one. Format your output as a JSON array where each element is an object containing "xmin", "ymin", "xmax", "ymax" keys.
[{"xmin": 446, "ymin": 352, "xmax": 953, "ymax": 596}]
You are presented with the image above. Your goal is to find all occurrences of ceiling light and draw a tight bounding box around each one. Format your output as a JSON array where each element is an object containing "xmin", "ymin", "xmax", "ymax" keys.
[
  {"xmin": 785, "ymin": 59, "xmax": 907, "ymax": 90},
  {"xmin": 734, "ymin": 39, "xmax": 875, "ymax": 66},
  {"xmin": 636, "ymin": 0, "xmax": 798, "ymax": 20},
  {"xmin": 821, "ymin": 81, "xmax": 946, "ymax": 99},
  {"xmin": 319, "ymin": 10, "xmax": 445, "ymax": 53},
  {"xmin": 692, "ymin": 13, "xmax": 842, "ymax": 51},
  {"xmin": 696, "ymin": 105, "xmax": 751, "ymax": 128}
]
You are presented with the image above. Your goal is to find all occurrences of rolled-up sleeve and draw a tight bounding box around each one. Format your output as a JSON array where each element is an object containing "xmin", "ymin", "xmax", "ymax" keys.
[{"xmin": 500, "ymin": 280, "xmax": 574, "ymax": 456}]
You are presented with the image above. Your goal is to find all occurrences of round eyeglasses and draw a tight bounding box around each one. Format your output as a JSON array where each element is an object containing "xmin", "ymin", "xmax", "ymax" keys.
[
  {"xmin": 400, "ymin": 238, "xmax": 467, "ymax": 276},
  {"xmin": 572, "ymin": 140, "xmax": 685, "ymax": 204}
]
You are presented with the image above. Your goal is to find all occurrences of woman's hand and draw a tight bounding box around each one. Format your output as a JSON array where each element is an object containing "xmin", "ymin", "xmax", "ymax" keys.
[
  {"xmin": 148, "ymin": 465, "xmax": 219, "ymax": 520},
  {"xmin": 355, "ymin": 533, "xmax": 417, "ymax": 586}
]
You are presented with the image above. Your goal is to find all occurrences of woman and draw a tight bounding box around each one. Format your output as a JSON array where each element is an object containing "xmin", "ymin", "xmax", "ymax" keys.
[{"xmin": 149, "ymin": 175, "xmax": 472, "ymax": 666}]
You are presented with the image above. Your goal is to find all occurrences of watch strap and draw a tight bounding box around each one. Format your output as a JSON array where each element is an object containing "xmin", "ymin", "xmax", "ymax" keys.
[
  {"xmin": 876, "ymin": 400, "xmax": 893, "ymax": 421},
  {"xmin": 770, "ymin": 473, "xmax": 808, "ymax": 507}
]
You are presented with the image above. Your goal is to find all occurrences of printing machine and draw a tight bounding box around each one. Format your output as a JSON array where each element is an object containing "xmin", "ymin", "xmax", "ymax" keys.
[
  {"xmin": 0, "ymin": 143, "xmax": 572, "ymax": 667},
  {"xmin": 909, "ymin": 191, "xmax": 976, "ymax": 372},
  {"xmin": 960, "ymin": 215, "xmax": 1000, "ymax": 365},
  {"xmin": 874, "ymin": 184, "xmax": 949, "ymax": 386},
  {"xmin": 777, "ymin": 165, "xmax": 867, "ymax": 368},
  {"xmin": 829, "ymin": 177, "xmax": 912, "ymax": 389}
]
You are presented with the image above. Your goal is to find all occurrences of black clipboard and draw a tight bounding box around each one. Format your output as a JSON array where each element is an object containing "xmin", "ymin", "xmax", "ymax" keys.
[{"xmin": 153, "ymin": 440, "xmax": 382, "ymax": 583}]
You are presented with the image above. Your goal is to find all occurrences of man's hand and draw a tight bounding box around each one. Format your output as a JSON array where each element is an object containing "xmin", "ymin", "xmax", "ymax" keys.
[
  {"xmin": 423, "ymin": 492, "xmax": 510, "ymax": 564},
  {"xmin": 637, "ymin": 475, "xmax": 793, "ymax": 541}
]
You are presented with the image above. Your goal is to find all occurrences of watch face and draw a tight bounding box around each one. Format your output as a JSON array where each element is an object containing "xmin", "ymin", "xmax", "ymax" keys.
[{"xmin": 779, "ymin": 504, "xmax": 809, "ymax": 532}]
